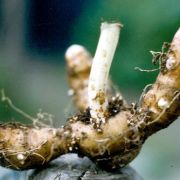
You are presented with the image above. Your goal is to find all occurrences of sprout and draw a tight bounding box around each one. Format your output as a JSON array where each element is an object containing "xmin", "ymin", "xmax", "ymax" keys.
[{"xmin": 88, "ymin": 22, "xmax": 122, "ymax": 125}]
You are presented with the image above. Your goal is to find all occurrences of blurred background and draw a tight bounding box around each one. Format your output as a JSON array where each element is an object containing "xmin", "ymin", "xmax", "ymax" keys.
[{"xmin": 0, "ymin": 0, "xmax": 180, "ymax": 179}]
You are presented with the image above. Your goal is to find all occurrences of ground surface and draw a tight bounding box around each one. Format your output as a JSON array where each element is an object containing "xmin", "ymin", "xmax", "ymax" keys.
[{"xmin": 29, "ymin": 153, "xmax": 143, "ymax": 180}]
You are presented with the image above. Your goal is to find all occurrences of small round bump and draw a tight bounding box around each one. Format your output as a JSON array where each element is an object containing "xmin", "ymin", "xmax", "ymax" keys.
[
  {"xmin": 158, "ymin": 98, "xmax": 169, "ymax": 109},
  {"xmin": 166, "ymin": 56, "xmax": 176, "ymax": 70}
]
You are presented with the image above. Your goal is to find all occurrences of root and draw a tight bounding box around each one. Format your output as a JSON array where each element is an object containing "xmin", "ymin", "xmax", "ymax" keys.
[
  {"xmin": 1, "ymin": 89, "xmax": 34, "ymax": 122},
  {"xmin": 1, "ymin": 89, "xmax": 53, "ymax": 128},
  {"xmin": 134, "ymin": 67, "xmax": 160, "ymax": 72},
  {"xmin": 139, "ymin": 84, "xmax": 153, "ymax": 106}
]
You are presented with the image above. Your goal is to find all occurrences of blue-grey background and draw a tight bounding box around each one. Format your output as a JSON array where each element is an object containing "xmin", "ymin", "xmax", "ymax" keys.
[{"xmin": 0, "ymin": 0, "xmax": 180, "ymax": 179}]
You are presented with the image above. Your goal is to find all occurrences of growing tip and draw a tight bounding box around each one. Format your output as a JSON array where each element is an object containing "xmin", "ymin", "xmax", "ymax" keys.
[
  {"xmin": 101, "ymin": 22, "xmax": 123, "ymax": 31},
  {"xmin": 65, "ymin": 44, "xmax": 85, "ymax": 61}
]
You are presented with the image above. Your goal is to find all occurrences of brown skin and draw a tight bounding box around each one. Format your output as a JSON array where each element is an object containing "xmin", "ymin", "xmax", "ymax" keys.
[
  {"xmin": 0, "ymin": 28, "xmax": 179, "ymax": 170},
  {"xmin": 0, "ymin": 123, "xmax": 71, "ymax": 170},
  {"xmin": 65, "ymin": 45, "xmax": 92, "ymax": 111},
  {"xmin": 142, "ymin": 29, "xmax": 180, "ymax": 136}
]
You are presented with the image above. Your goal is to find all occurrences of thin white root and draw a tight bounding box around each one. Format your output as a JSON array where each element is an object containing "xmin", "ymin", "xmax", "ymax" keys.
[
  {"xmin": 88, "ymin": 22, "xmax": 122, "ymax": 125},
  {"xmin": 1, "ymin": 89, "xmax": 53, "ymax": 128},
  {"xmin": 134, "ymin": 66, "xmax": 160, "ymax": 72}
]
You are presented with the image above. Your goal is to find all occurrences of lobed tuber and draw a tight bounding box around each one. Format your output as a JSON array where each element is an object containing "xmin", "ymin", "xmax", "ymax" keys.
[{"xmin": 0, "ymin": 23, "xmax": 179, "ymax": 170}]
